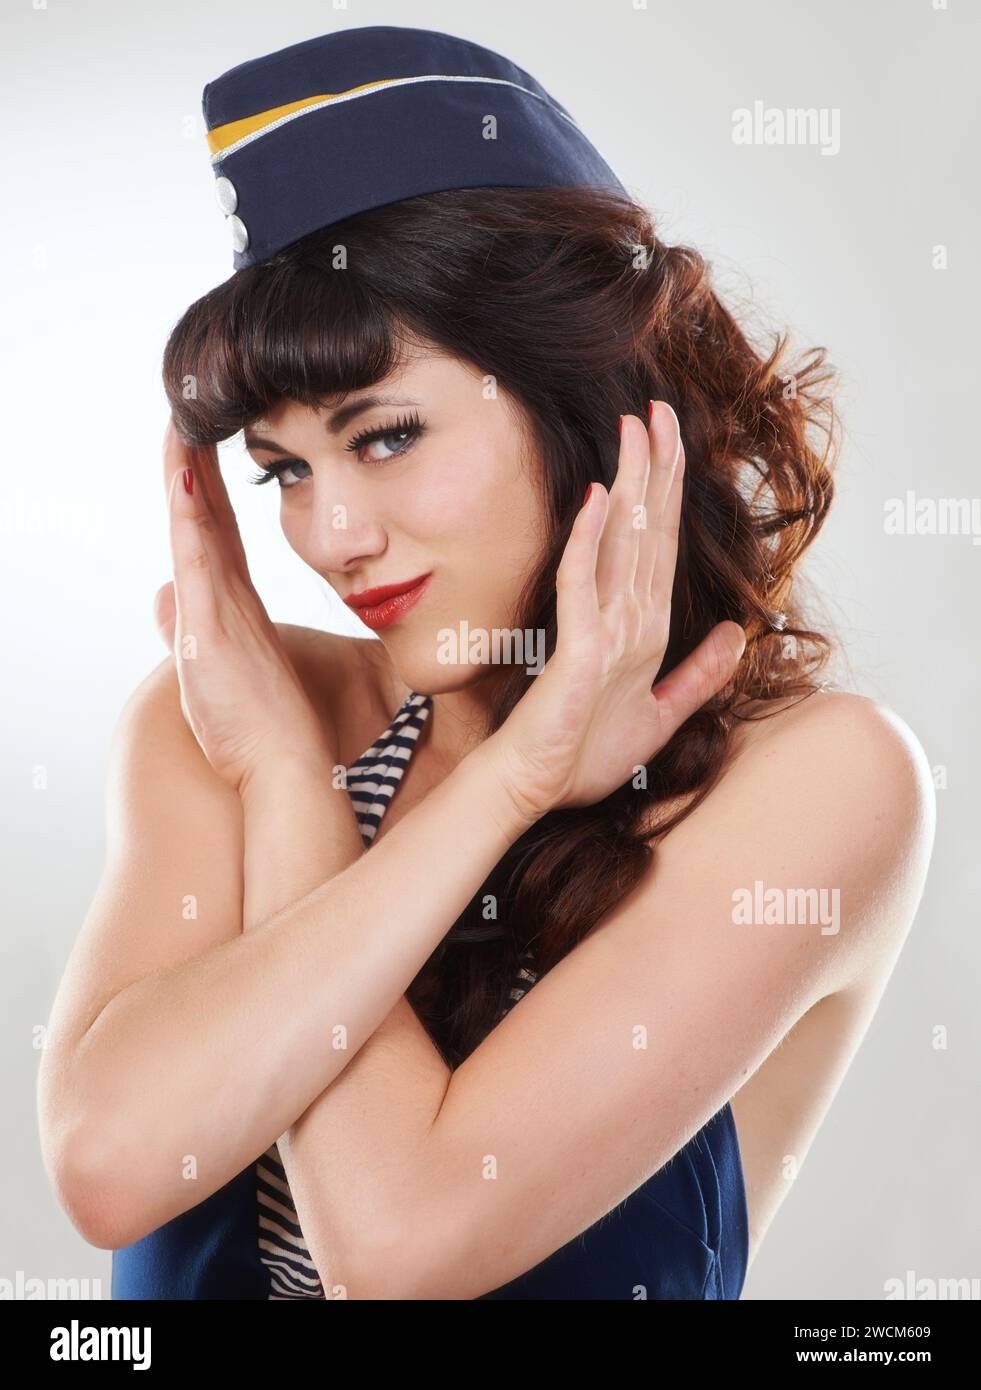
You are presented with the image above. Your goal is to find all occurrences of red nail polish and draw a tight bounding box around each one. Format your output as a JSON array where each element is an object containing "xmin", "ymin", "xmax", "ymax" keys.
[
  {"xmin": 618, "ymin": 414, "xmax": 623, "ymax": 439},
  {"xmin": 582, "ymin": 483, "xmax": 593, "ymax": 507},
  {"xmin": 648, "ymin": 399, "xmax": 655, "ymax": 426},
  {"xmin": 182, "ymin": 468, "xmax": 194, "ymax": 495}
]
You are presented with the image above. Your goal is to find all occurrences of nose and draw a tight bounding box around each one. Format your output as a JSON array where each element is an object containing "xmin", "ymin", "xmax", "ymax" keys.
[{"xmin": 297, "ymin": 477, "xmax": 389, "ymax": 577}]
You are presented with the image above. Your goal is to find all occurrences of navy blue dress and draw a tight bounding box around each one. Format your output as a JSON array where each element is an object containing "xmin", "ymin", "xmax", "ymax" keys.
[{"xmin": 112, "ymin": 692, "xmax": 749, "ymax": 1300}]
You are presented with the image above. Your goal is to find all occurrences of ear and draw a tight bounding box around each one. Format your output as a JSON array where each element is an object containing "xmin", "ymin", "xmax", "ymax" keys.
[{"xmin": 153, "ymin": 580, "xmax": 177, "ymax": 650}]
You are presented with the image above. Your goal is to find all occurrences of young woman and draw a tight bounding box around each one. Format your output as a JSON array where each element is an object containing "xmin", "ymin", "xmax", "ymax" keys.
[{"xmin": 38, "ymin": 35, "xmax": 934, "ymax": 1301}]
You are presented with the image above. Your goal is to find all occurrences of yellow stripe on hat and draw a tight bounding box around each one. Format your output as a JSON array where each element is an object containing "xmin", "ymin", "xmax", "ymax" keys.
[
  {"xmin": 205, "ymin": 79, "xmax": 396, "ymax": 155},
  {"xmin": 205, "ymin": 73, "xmax": 581, "ymax": 164}
]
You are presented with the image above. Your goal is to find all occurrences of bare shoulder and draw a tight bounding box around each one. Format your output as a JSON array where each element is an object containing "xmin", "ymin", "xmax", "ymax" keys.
[
  {"xmin": 269, "ymin": 622, "xmax": 373, "ymax": 677},
  {"xmin": 730, "ymin": 691, "xmax": 936, "ymax": 861},
  {"xmin": 124, "ymin": 624, "xmax": 390, "ymax": 766},
  {"xmin": 729, "ymin": 688, "xmax": 935, "ymax": 802},
  {"xmin": 648, "ymin": 688, "xmax": 936, "ymax": 987},
  {"xmin": 272, "ymin": 623, "xmax": 380, "ymax": 698},
  {"xmin": 271, "ymin": 623, "xmax": 398, "ymax": 746},
  {"xmin": 659, "ymin": 688, "xmax": 935, "ymax": 840},
  {"xmin": 129, "ymin": 623, "xmax": 377, "ymax": 713},
  {"xmin": 737, "ymin": 688, "xmax": 935, "ymax": 877}
]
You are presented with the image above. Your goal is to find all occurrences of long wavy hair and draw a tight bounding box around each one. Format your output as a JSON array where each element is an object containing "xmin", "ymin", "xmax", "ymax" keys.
[{"xmin": 163, "ymin": 185, "xmax": 839, "ymax": 1069}]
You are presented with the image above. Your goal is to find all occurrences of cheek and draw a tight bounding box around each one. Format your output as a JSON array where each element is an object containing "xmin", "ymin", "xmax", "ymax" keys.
[{"xmin": 414, "ymin": 447, "xmax": 541, "ymax": 552}]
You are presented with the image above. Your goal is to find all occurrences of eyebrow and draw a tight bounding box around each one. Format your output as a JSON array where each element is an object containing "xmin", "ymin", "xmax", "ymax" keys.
[{"xmin": 243, "ymin": 395, "xmax": 422, "ymax": 455}]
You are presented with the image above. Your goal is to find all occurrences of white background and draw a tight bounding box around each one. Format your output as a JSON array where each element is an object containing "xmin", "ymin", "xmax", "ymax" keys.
[{"xmin": 2, "ymin": 0, "xmax": 978, "ymax": 1300}]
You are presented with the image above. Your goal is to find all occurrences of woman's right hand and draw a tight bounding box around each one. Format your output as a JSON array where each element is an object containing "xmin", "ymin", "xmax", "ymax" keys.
[{"xmin": 155, "ymin": 419, "xmax": 339, "ymax": 796}]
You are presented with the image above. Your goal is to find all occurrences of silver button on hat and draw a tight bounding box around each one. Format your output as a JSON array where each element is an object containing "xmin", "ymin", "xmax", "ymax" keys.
[
  {"xmin": 226, "ymin": 214, "xmax": 249, "ymax": 253},
  {"xmin": 213, "ymin": 175, "xmax": 238, "ymax": 214},
  {"xmin": 213, "ymin": 176, "xmax": 248, "ymax": 251}
]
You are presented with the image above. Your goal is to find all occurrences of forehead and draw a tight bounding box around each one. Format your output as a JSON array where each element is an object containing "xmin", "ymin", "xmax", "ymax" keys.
[{"xmin": 251, "ymin": 347, "xmax": 485, "ymax": 433}]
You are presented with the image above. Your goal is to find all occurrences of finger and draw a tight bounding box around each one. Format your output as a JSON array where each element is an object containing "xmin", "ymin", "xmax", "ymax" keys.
[
  {"xmin": 649, "ymin": 431, "xmax": 686, "ymax": 610},
  {"xmin": 166, "ymin": 452, "xmax": 221, "ymax": 641},
  {"xmin": 162, "ymin": 418, "xmax": 184, "ymax": 506},
  {"xmin": 153, "ymin": 580, "xmax": 177, "ymax": 650},
  {"xmin": 555, "ymin": 482, "xmax": 609, "ymax": 649},
  {"xmin": 163, "ymin": 420, "xmax": 248, "ymax": 588},
  {"xmin": 649, "ymin": 621, "xmax": 746, "ymax": 740},
  {"xmin": 188, "ymin": 440, "xmax": 253, "ymax": 584},
  {"xmin": 635, "ymin": 401, "xmax": 681, "ymax": 597},
  {"xmin": 594, "ymin": 415, "xmax": 649, "ymax": 608}
]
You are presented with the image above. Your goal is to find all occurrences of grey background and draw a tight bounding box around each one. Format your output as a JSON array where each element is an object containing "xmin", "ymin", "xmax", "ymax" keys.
[{"xmin": 2, "ymin": 0, "xmax": 977, "ymax": 1301}]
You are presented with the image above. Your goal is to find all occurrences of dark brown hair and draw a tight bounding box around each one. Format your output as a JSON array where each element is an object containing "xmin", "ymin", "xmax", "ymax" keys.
[{"xmin": 163, "ymin": 186, "xmax": 839, "ymax": 1068}]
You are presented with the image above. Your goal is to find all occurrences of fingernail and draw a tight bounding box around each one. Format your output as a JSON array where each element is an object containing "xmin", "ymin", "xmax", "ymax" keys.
[
  {"xmin": 618, "ymin": 414, "xmax": 623, "ymax": 439},
  {"xmin": 182, "ymin": 468, "xmax": 194, "ymax": 496},
  {"xmin": 582, "ymin": 483, "xmax": 593, "ymax": 507},
  {"xmin": 648, "ymin": 399, "xmax": 656, "ymax": 427}
]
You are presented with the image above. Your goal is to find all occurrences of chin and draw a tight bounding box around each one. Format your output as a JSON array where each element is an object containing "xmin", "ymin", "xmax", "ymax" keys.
[{"xmin": 389, "ymin": 637, "xmax": 514, "ymax": 697}]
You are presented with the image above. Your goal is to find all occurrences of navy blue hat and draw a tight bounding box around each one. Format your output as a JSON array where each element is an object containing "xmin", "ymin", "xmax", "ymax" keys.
[{"xmin": 202, "ymin": 24, "xmax": 628, "ymax": 270}]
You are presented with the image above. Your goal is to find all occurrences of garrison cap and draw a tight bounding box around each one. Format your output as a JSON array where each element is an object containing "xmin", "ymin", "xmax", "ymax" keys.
[{"xmin": 202, "ymin": 23, "xmax": 628, "ymax": 270}]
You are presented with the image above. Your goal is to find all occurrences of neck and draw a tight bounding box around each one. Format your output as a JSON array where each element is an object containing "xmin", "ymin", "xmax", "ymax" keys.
[{"xmin": 387, "ymin": 661, "xmax": 513, "ymax": 772}]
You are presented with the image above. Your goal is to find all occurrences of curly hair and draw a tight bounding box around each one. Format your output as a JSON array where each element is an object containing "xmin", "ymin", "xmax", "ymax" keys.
[{"xmin": 163, "ymin": 185, "xmax": 840, "ymax": 1068}]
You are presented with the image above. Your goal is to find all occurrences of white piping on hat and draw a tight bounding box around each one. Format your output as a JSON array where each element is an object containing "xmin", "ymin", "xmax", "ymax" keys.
[{"xmin": 210, "ymin": 72, "xmax": 582, "ymax": 165}]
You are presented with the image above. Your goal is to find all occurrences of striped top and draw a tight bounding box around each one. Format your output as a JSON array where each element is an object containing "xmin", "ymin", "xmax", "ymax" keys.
[{"xmin": 255, "ymin": 689, "xmax": 538, "ymax": 1299}]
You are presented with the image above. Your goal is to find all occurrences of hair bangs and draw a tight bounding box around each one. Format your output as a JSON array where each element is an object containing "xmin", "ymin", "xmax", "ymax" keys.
[{"xmin": 162, "ymin": 249, "xmax": 407, "ymax": 448}]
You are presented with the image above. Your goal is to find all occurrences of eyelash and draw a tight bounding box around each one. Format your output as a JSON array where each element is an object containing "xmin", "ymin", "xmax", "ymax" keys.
[{"xmin": 246, "ymin": 411, "xmax": 426, "ymax": 487}]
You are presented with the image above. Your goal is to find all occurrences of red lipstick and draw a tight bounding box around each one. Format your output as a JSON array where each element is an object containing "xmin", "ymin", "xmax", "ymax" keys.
[{"xmin": 344, "ymin": 572, "xmax": 433, "ymax": 630}]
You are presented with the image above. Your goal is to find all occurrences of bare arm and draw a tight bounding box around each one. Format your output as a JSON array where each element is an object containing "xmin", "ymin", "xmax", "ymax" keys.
[
  {"xmin": 39, "ymin": 656, "xmax": 534, "ymax": 1250},
  {"xmin": 264, "ymin": 694, "xmax": 936, "ymax": 1299},
  {"xmin": 234, "ymin": 686, "xmax": 454, "ymax": 1297},
  {"xmin": 40, "ymin": 401, "xmax": 748, "ymax": 1268}
]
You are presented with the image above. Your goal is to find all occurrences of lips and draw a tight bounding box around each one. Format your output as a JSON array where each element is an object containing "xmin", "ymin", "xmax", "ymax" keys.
[{"xmin": 344, "ymin": 571, "xmax": 432, "ymax": 630}]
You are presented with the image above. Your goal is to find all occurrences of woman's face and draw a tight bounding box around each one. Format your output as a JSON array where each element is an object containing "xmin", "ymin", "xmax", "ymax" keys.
[{"xmin": 243, "ymin": 342, "xmax": 548, "ymax": 695}]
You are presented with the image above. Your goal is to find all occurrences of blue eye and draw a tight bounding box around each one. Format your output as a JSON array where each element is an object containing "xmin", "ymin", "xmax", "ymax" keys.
[
  {"xmin": 246, "ymin": 458, "xmax": 311, "ymax": 488},
  {"xmin": 247, "ymin": 411, "xmax": 425, "ymax": 487},
  {"xmin": 344, "ymin": 411, "xmax": 426, "ymax": 465}
]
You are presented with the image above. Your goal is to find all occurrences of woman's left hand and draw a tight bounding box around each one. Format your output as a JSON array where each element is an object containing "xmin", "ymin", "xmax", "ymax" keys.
[{"xmin": 482, "ymin": 401, "xmax": 746, "ymax": 822}]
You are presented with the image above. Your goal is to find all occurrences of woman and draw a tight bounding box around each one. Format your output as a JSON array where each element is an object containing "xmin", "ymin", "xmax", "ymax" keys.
[{"xmin": 38, "ymin": 25, "xmax": 934, "ymax": 1300}]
